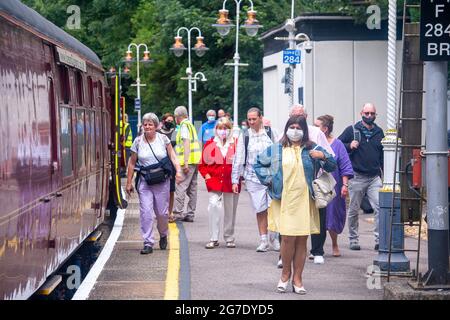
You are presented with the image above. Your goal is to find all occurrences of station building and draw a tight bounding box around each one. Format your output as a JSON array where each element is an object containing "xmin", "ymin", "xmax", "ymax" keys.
[{"xmin": 260, "ymin": 14, "xmax": 404, "ymax": 135}]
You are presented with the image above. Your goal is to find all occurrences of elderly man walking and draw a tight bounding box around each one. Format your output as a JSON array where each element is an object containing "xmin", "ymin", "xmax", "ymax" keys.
[
  {"xmin": 288, "ymin": 104, "xmax": 334, "ymax": 265},
  {"xmin": 173, "ymin": 106, "xmax": 202, "ymax": 222},
  {"xmin": 338, "ymin": 103, "xmax": 384, "ymax": 251},
  {"xmin": 198, "ymin": 109, "xmax": 217, "ymax": 145}
]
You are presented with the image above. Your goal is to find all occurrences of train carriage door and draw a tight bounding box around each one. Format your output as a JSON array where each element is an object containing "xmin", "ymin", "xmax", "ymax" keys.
[{"xmin": 43, "ymin": 43, "xmax": 60, "ymax": 254}]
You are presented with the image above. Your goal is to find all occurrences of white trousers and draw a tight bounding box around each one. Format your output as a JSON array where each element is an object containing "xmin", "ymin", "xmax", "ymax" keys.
[{"xmin": 208, "ymin": 192, "xmax": 240, "ymax": 242}]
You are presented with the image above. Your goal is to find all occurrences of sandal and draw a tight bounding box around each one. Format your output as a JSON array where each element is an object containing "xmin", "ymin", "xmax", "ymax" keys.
[
  {"xmin": 205, "ymin": 241, "xmax": 219, "ymax": 249},
  {"xmin": 226, "ymin": 241, "xmax": 236, "ymax": 248}
]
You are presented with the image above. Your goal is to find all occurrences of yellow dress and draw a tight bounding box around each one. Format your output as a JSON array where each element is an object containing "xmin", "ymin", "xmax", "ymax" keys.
[{"xmin": 268, "ymin": 146, "xmax": 320, "ymax": 236}]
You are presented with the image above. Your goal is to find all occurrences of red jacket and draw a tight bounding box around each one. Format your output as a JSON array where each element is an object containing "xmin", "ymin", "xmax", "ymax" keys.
[{"xmin": 198, "ymin": 138, "xmax": 241, "ymax": 193}]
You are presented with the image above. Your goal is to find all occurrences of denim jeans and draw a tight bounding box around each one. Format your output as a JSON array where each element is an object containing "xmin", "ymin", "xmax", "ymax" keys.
[{"xmin": 348, "ymin": 173, "xmax": 382, "ymax": 244}]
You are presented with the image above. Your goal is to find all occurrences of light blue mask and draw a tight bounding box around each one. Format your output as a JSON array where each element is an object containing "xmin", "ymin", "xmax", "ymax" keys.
[{"xmin": 208, "ymin": 116, "xmax": 216, "ymax": 123}]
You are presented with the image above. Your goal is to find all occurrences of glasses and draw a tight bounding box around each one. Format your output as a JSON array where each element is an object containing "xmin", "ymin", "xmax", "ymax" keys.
[{"xmin": 363, "ymin": 112, "xmax": 376, "ymax": 116}]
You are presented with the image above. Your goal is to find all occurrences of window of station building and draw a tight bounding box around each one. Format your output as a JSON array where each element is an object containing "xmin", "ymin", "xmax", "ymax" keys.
[
  {"xmin": 75, "ymin": 109, "xmax": 86, "ymax": 171},
  {"xmin": 75, "ymin": 71, "xmax": 84, "ymax": 106},
  {"xmin": 58, "ymin": 65, "xmax": 70, "ymax": 105},
  {"xmin": 60, "ymin": 107, "xmax": 73, "ymax": 177}
]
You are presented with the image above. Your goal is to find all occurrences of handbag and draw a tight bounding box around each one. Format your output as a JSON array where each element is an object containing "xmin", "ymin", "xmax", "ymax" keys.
[
  {"xmin": 140, "ymin": 136, "xmax": 169, "ymax": 186},
  {"xmin": 311, "ymin": 147, "xmax": 337, "ymax": 209}
]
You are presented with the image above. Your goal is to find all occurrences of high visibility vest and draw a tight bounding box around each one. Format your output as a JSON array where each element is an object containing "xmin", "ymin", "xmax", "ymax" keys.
[
  {"xmin": 120, "ymin": 120, "xmax": 133, "ymax": 148},
  {"xmin": 175, "ymin": 119, "xmax": 201, "ymax": 165}
]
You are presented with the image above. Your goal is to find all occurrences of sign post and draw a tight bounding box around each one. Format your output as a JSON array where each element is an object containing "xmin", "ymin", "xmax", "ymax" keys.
[{"xmin": 420, "ymin": 0, "xmax": 449, "ymax": 286}]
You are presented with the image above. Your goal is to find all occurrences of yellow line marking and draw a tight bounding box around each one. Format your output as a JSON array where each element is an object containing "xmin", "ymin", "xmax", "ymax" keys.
[{"xmin": 164, "ymin": 223, "xmax": 180, "ymax": 300}]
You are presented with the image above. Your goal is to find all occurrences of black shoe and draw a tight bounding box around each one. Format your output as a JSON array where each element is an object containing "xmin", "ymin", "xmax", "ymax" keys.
[
  {"xmin": 183, "ymin": 215, "xmax": 194, "ymax": 223},
  {"xmin": 160, "ymin": 236, "xmax": 168, "ymax": 250},
  {"xmin": 374, "ymin": 244, "xmax": 379, "ymax": 251},
  {"xmin": 140, "ymin": 245, "xmax": 153, "ymax": 254}
]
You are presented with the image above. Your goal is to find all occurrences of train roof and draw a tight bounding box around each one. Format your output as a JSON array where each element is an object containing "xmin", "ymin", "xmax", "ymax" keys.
[{"xmin": 0, "ymin": 0, "xmax": 102, "ymax": 67}]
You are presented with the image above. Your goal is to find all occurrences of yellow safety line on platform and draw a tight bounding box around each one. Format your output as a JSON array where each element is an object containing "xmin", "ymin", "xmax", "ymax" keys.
[{"xmin": 164, "ymin": 223, "xmax": 180, "ymax": 300}]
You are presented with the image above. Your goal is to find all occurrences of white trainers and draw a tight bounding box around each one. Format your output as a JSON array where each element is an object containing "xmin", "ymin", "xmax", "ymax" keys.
[
  {"xmin": 308, "ymin": 254, "xmax": 314, "ymax": 260},
  {"xmin": 256, "ymin": 241, "xmax": 269, "ymax": 252},
  {"xmin": 313, "ymin": 255, "xmax": 325, "ymax": 264},
  {"xmin": 270, "ymin": 236, "xmax": 281, "ymax": 252},
  {"xmin": 277, "ymin": 258, "xmax": 283, "ymax": 268}
]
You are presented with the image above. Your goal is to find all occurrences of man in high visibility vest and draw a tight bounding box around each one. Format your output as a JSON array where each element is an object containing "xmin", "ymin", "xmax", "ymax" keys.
[
  {"xmin": 120, "ymin": 113, "xmax": 133, "ymax": 167},
  {"xmin": 173, "ymin": 106, "xmax": 201, "ymax": 222}
]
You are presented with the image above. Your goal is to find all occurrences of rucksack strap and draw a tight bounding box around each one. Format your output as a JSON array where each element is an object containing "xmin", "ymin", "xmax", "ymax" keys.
[{"xmin": 244, "ymin": 126, "xmax": 272, "ymax": 167}]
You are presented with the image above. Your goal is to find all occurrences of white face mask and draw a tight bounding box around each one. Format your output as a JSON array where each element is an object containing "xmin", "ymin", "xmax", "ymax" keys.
[
  {"xmin": 286, "ymin": 128, "xmax": 303, "ymax": 142},
  {"xmin": 217, "ymin": 129, "xmax": 229, "ymax": 139}
]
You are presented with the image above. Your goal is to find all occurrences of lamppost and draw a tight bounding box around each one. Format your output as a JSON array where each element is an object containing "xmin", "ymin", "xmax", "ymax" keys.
[
  {"xmin": 212, "ymin": 0, "xmax": 263, "ymax": 134},
  {"xmin": 124, "ymin": 43, "xmax": 152, "ymax": 132},
  {"xmin": 170, "ymin": 27, "xmax": 209, "ymax": 122},
  {"xmin": 274, "ymin": 0, "xmax": 312, "ymax": 108}
]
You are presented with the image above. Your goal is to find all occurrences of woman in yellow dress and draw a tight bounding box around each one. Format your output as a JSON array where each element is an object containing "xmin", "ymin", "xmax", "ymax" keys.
[{"xmin": 254, "ymin": 116, "xmax": 336, "ymax": 294}]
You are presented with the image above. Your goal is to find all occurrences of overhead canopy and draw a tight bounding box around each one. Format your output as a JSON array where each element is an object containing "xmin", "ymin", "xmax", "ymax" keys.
[{"xmin": 0, "ymin": 0, "xmax": 102, "ymax": 68}]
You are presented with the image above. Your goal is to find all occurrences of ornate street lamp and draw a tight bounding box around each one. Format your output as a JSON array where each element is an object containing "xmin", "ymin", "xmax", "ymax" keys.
[
  {"xmin": 170, "ymin": 27, "xmax": 209, "ymax": 122},
  {"xmin": 212, "ymin": 0, "xmax": 262, "ymax": 133},
  {"xmin": 123, "ymin": 43, "xmax": 153, "ymax": 131}
]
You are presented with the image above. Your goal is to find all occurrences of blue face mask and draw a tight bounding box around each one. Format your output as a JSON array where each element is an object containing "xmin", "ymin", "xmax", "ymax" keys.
[{"xmin": 208, "ymin": 116, "xmax": 216, "ymax": 123}]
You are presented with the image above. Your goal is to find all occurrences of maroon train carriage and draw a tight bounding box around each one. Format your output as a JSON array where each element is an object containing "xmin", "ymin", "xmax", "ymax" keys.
[{"xmin": 0, "ymin": 0, "xmax": 119, "ymax": 299}]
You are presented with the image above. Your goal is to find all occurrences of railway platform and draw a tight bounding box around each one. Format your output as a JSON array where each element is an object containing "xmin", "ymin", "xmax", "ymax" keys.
[{"xmin": 72, "ymin": 181, "xmax": 428, "ymax": 300}]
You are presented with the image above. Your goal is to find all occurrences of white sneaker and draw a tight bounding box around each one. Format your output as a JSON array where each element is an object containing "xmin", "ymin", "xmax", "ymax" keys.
[
  {"xmin": 314, "ymin": 255, "xmax": 325, "ymax": 264},
  {"xmin": 277, "ymin": 258, "xmax": 283, "ymax": 268},
  {"xmin": 270, "ymin": 236, "xmax": 281, "ymax": 252},
  {"xmin": 256, "ymin": 241, "xmax": 269, "ymax": 252},
  {"xmin": 308, "ymin": 254, "xmax": 314, "ymax": 260}
]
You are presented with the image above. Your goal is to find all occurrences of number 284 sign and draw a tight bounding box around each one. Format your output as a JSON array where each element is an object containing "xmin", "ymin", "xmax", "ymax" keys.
[
  {"xmin": 420, "ymin": 0, "xmax": 450, "ymax": 61},
  {"xmin": 283, "ymin": 50, "xmax": 301, "ymax": 64}
]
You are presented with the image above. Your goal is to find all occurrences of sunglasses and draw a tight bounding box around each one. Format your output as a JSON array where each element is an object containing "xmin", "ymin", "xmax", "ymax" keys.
[{"xmin": 363, "ymin": 112, "xmax": 376, "ymax": 116}]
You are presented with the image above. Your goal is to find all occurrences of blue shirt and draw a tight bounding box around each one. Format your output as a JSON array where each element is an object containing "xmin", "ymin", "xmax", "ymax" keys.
[{"xmin": 199, "ymin": 120, "xmax": 216, "ymax": 145}]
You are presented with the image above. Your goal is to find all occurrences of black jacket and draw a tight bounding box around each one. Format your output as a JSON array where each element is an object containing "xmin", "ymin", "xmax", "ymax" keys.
[{"xmin": 338, "ymin": 121, "xmax": 384, "ymax": 177}]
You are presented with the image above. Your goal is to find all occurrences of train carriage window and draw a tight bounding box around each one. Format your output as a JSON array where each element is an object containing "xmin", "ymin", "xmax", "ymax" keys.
[
  {"xmin": 88, "ymin": 76, "xmax": 94, "ymax": 107},
  {"xmin": 60, "ymin": 107, "xmax": 73, "ymax": 177},
  {"xmin": 58, "ymin": 66, "xmax": 70, "ymax": 104},
  {"xmin": 96, "ymin": 112, "xmax": 102, "ymax": 162},
  {"xmin": 76, "ymin": 110, "xmax": 86, "ymax": 171},
  {"xmin": 89, "ymin": 111, "xmax": 96, "ymax": 170},
  {"xmin": 75, "ymin": 71, "xmax": 84, "ymax": 106},
  {"xmin": 97, "ymin": 81, "xmax": 103, "ymax": 108}
]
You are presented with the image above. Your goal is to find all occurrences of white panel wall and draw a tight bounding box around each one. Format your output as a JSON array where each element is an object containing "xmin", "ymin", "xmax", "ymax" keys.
[
  {"xmin": 263, "ymin": 66, "xmax": 280, "ymax": 132},
  {"xmin": 353, "ymin": 41, "xmax": 403, "ymax": 133},
  {"xmin": 263, "ymin": 51, "xmax": 291, "ymax": 134},
  {"xmin": 311, "ymin": 41, "xmax": 354, "ymax": 136}
]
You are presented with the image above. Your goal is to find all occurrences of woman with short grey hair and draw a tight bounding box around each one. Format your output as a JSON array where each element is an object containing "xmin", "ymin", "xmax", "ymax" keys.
[
  {"xmin": 142, "ymin": 112, "xmax": 160, "ymax": 127},
  {"xmin": 126, "ymin": 112, "xmax": 182, "ymax": 254}
]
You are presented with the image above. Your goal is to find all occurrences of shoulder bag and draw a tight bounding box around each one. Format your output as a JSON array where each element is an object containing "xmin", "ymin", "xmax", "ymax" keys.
[
  {"xmin": 140, "ymin": 136, "xmax": 168, "ymax": 185},
  {"xmin": 311, "ymin": 146, "xmax": 337, "ymax": 209}
]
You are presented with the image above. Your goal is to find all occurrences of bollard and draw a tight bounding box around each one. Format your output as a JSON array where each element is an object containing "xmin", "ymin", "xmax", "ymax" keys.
[
  {"xmin": 373, "ymin": 190, "xmax": 410, "ymax": 272},
  {"xmin": 373, "ymin": 130, "xmax": 410, "ymax": 272}
]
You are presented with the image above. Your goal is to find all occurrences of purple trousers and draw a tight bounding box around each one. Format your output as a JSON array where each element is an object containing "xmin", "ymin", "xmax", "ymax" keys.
[{"xmin": 137, "ymin": 178, "xmax": 170, "ymax": 247}]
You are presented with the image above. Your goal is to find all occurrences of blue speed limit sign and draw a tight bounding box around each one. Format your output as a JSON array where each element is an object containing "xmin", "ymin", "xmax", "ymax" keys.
[{"xmin": 283, "ymin": 49, "xmax": 301, "ymax": 64}]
